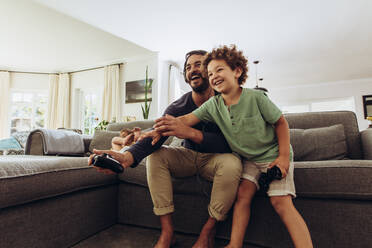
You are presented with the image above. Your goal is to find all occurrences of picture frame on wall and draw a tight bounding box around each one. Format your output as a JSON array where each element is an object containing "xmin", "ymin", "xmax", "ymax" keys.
[
  {"xmin": 362, "ymin": 95, "xmax": 372, "ymax": 119},
  {"xmin": 125, "ymin": 79, "xmax": 152, "ymax": 103}
]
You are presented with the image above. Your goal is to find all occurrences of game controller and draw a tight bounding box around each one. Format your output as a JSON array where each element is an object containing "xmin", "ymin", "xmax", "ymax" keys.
[
  {"xmin": 92, "ymin": 153, "xmax": 124, "ymax": 173},
  {"xmin": 258, "ymin": 166, "xmax": 282, "ymax": 192}
]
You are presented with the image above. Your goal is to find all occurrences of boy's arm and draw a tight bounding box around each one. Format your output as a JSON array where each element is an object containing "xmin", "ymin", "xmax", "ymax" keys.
[
  {"xmin": 269, "ymin": 115, "xmax": 291, "ymax": 177},
  {"xmin": 153, "ymin": 113, "xmax": 202, "ymax": 143}
]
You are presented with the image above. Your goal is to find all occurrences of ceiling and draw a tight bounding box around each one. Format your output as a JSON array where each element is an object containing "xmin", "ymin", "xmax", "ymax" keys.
[
  {"xmin": 7, "ymin": 0, "xmax": 372, "ymax": 88},
  {"xmin": 0, "ymin": 0, "xmax": 154, "ymax": 73}
]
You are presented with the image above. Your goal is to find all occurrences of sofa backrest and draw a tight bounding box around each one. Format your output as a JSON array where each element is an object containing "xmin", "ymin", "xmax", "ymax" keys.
[
  {"xmin": 284, "ymin": 111, "xmax": 362, "ymax": 159},
  {"xmin": 107, "ymin": 120, "xmax": 155, "ymax": 131}
]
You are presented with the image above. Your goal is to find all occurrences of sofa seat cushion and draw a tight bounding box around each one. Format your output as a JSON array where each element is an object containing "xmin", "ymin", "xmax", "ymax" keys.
[
  {"xmin": 0, "ymin": 155, "xmax": 117, "ymax": 208},
  {"xmin": 118, "ymin": 160, "xmax": 212, "ymax": 196},
  {"xmin": 294, "ymin": 160, "xmax": 372, "ymax": 200},
  {"xmin": 119, "ymin": 158, "xmax": 372, "ymax": 201}
]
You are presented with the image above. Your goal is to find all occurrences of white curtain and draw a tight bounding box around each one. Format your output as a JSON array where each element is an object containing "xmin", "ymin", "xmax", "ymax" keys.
[
  {"xmin": 46, "ymin": 74, "xmax": 59, "ymax": 129},
  {"xmin": 0, "ymin": 71, "xmax": 10, "ymax": 138},
  {"xmin": 56, "ymin": 73, "xmax": 71, "ymax": 128},
  {"xmin": 101, "ymin": 64, "xmax": 121, "ymax": 122},
  {"xmin": 46, "ymin": 73, "xmax": 71, "ymax": 129},
  {"xmin": 158, "ymin": 62, "xmax": 189, "ymax": 115}
]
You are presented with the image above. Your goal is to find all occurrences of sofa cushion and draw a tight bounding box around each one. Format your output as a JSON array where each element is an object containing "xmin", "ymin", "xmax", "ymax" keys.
[
  {"xmin": 0, "ymin": 156, "xmax": 117, "ymax": 208},
  {"xmin": 290, "ymin": 124, "xmax": 347, "ymax": 161},
  {"xmin": 89, "ymin": 130, "xmax": 120, "ymax": 153},
  {"xmin": 285, "ymin": 111, "xmax": 362, "ymax": 159},
  {"xmin": 294, "ymin": 160, "xmax": 372, "ymax": 200},
  {"xmin": 119, "ymin": 158, "xmax": 372, "ymax": 200}
]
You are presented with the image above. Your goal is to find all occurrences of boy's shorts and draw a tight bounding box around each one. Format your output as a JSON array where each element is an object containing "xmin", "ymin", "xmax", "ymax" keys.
[{"xmin": 242, "ymin": 159, "xmax": 296, "ymax": 198}]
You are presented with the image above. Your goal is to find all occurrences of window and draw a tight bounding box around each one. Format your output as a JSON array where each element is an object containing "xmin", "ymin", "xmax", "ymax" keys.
[
  {"xmin": 280, "ymin": 97, "xmax": 355, "ymax": 114},
  {"xmin": 10, "ymin": 91, "xmax": 48, "ymax": 134},
  {"xmin": 82, "ymin": 92, "xmax": 100, "ymax": 135},
  {"xmin": 281, "ymin": 104, "xmax": 310, "ymax": 114}
]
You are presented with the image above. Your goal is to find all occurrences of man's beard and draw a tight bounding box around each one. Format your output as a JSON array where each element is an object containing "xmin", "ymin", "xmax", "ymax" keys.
[{"xmin": 190, "ymin": 77, "xmax": 210, "ymax": 93}]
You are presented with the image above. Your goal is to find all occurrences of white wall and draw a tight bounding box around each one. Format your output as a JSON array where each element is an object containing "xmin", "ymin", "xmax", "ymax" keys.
[
  {"xmin": 268, "ymin": 77, "xmax": 372, "ymax": 130},
  {"xmin": 122, "ymin": 54, "xmax": 159, "ymax": 121},
  {"xmin": 10, "ymin": 72, "xmax": 49, "ymax": 91}
]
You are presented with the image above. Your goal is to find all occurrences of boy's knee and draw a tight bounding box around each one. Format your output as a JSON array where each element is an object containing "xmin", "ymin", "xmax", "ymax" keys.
[{"xmin": 270, "ymin": 196, "xmax": 293, "ymax": 214}]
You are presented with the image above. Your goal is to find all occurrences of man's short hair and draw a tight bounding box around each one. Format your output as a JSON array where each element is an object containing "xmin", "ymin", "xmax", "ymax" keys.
[{"xmin": 183, "ymin": 50, "xmax": 207, "ymax": 82}]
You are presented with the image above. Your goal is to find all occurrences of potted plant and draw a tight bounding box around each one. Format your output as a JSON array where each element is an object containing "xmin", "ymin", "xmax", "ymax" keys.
[{"xmin": 141, "ymin": 66, "xmax": 153, "ymax": 119}]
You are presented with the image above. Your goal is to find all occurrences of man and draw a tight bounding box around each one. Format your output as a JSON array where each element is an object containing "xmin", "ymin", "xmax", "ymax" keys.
[{"xmin": 89, "ymin": 50, "xmax": 242, "ymax": 248}]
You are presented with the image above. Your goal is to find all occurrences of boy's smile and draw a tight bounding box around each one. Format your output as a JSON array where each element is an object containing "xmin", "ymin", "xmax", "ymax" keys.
[{"xmin": 207, "ymin": 59, "xmax": 241, "ymax": 94}]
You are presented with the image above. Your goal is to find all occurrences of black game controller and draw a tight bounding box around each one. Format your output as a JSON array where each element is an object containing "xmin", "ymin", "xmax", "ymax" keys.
[
  {"xmin": 258, "ymin": 166, "xmax": 282, "ymax": 192},
  {"xmin": 92, "ymin": 153, "xmax": 124, "ymax": 173}
]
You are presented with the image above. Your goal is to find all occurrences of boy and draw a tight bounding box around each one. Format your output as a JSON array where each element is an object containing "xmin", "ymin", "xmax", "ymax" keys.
[
  {"xmin": 111, "ymin": 127, "xmax": 141, "ymax": 152},
  {"xmin": 154, "ymin": 45, "xmax": 313, "ymax": 248}
]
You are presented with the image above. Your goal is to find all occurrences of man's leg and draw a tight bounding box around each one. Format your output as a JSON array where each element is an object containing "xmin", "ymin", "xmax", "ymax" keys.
[
  {"xmin": 146, "ymin": 147, "xmax": 199, "ymax": 248},
  {"xmin": 195, "ymin": 153, "xmax": 242, "ymax": 248}
]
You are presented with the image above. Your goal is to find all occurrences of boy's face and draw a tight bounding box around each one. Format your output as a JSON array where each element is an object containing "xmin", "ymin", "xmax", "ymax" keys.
[
  {"xmin": 185, "ymin": 54, "xmax": 209, "ymax": 93},
  {"xmin": 207, "ymin": 59, "xmax": 242, "ymax": 94}
]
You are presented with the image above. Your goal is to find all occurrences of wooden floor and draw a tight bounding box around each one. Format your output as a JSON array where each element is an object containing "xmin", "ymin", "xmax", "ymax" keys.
[{"xmin": 71, "ymin": 224, "xmax": 265, "ymax": 248}]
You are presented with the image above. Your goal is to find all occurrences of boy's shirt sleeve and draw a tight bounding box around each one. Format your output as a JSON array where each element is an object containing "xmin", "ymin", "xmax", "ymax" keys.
[
  {"xmin": 192, "ymin": 97, "xmax": 215, "ymax": 122},
  {"xmin": 256, "ymin": 92, "xmax": 282, "ymax": 124}
]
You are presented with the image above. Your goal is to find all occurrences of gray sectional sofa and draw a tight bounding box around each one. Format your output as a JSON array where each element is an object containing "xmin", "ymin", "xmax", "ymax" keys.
[{"xmin": 1, "ymin": 111, "xmax": 372, "ymax": 248}]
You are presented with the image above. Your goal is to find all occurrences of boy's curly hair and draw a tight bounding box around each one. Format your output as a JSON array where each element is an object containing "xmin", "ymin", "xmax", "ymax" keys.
[{"xmin": 203, "ymin": 45, "xmax": 248, "ymax": 85}]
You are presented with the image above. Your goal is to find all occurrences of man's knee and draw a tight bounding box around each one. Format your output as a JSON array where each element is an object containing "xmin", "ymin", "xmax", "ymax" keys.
[
  {"xmin": 146, "ymin": 148, "xmax": 168, "ymax": 175},
  {"xmin": 215, "ymin": 153, "xmax": 242, "ymax": 177}
]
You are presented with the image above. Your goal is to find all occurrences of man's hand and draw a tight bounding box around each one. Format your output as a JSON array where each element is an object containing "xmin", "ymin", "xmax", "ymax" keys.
[
  {"xmin": 137, "ymin": 129, "xmax": 162, "ymax": 145},
  {"xmin": 132, "ymin": 127, "xmax": 142, "ymax": 143},
  {"xmin": 153, "ymin": 114, "xmax": 202, "ymax": 143},
  {"xmin": 88, "ymin": 149, "xmax": 135, "ymax": 174},
  {"xmin": 268, "ymin": 155, "xmax": 290, "ymax": 178}
]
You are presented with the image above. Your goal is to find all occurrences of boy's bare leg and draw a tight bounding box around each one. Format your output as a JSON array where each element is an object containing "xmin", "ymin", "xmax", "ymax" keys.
[
  {"xmin": 154, "ymin": 214, "xmax": 176, "ymax": 248},
  {"xmin": 225, "ymin": 180, "xmax": 257, "ymax": 248},
  {"xmin": 192, "ymin": 217, "xmax": 217, "ymax": 248},
  {"xmin": 270, "ymin": 195, "xmax": 313, "ymax": 248}
]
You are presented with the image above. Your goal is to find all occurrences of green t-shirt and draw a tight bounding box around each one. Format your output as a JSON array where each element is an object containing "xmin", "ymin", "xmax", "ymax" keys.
[{"xmin": 193, "ymin": 88, "xmax": 293, "ymax": 162}]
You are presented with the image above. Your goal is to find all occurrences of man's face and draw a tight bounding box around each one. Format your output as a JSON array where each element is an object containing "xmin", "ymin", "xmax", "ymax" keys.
[{"xmin": 185, "ymin": 54, "xmax": 210, "ymax": 93}]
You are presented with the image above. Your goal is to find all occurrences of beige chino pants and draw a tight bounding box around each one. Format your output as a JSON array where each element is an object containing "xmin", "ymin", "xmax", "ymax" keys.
[{"xmin": 146, "ymin": 146, "xmax": 242, "ymax": 221}]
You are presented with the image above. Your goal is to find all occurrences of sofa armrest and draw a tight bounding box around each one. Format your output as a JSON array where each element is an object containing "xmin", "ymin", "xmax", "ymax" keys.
[
  {"xmin": 82, "ymin": 135, "xmax": 92, "ymax": 154},
  {"xmin": 361, "ymin": 128, "xmax": 372, "ymax": 160}
]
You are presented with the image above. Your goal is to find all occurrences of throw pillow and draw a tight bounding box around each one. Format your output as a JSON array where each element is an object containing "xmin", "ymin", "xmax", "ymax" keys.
[
  {"xmin": 289, "ymin": 124, "xmax": 347, "ymax": 161},
  {"xmin": 0, "ymin": 137, "xmax": 22, "ymax": 150},
  {"xmin": 89, "ymin": 130, "xmax": 120, "ymax": 153},
  {"xmin": 4, "ymin": 149, "xmax": 25, "ymax": 155},
  {"xmin": 11, "ymin": 131, "xmax": 30, "ymax": 148}
]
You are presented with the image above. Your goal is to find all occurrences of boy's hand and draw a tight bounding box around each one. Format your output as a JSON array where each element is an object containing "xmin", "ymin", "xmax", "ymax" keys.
[
  {"xmin": 268, "ymin": 156, "xmax": 290, "ymax": 178},
  {"xmin": 153, "ymin": 114, "xmax": 194, "ymax": 139},
  {"xmin": 137, "ymin": 129, "xmax": 162, "ymax": 145}
]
